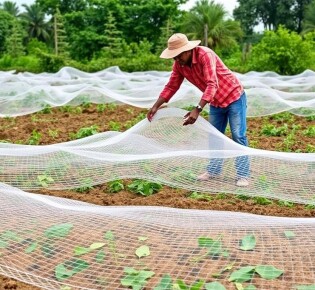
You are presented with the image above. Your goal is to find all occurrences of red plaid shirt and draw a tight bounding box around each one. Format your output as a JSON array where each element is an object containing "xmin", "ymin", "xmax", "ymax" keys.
[{"xmin": 160, "ymin": 46, "xmax": 243, "ymax": 107}]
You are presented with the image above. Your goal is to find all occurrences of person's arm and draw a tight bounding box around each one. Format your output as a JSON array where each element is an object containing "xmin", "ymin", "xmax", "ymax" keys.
[
  {"xmin": 147, "ymin": 97, "xmax": 167, "ymax": 121},
  {"xmin": 147, "ymin": 63, "xmax": 184, "ymax": 122}
]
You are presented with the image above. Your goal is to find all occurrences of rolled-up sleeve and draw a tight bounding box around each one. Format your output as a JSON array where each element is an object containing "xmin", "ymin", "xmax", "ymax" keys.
[{"xmin": 159, "ymin": 64, "xmax": 184, "ymax": 102}]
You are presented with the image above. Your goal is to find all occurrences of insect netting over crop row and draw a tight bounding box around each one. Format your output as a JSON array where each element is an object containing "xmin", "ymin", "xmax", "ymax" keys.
[
  {"xmin": 0, "ymin": 67, "xmax": 314, "ymax": 290},
  {"xmin": 0, "ymin": 182, "xmax": 314, "ymax": 290},
  {"xmin": 0, "ymin": 67, "xmax": 315, "ymax": 117},
  {"xmin": 0, "ymin": 108, "xmax": 314, "ymax": 205}
]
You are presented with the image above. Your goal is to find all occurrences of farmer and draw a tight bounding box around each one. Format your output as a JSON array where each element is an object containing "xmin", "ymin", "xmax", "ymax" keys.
[{"xmin": 147, "ymin": 33, "xmax": 250, "ymax": 187}]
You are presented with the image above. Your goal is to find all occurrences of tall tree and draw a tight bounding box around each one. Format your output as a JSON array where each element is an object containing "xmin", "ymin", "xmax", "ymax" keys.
[
  {"xmin": 302, "ymin": 0, "xmax": 315, "ymax": 33},
  {"xmin": 103, "ymin": 10, "xmax": 123, "ymax": 56},
  {"xmin": 5, "ymin": 20, "xmax": 25, "ymax": 57},
  {"xmin": 19, "ymin": 4, "xmax": 51, "ymax": 43},
  {"xmin": 234, "ymin": 0, "xmax": 312, "ymax": 34},
  {"xmin": 0, "ymin": 10, "xmax": 15, "ymax": 54},
  {"xmin": 53, "ymin": 7, "xmax": 68, "ymax": 55},
  {"xmin": 35, "ymin": 0, "xmax": 87, "ymax": 15},
  {"xmin": 181, "ymin": 0, "xmax": 243, "ymax": 50},
  {"xmin": 1, "ymin": 1, "xmax": 20, "ymax": 17}
]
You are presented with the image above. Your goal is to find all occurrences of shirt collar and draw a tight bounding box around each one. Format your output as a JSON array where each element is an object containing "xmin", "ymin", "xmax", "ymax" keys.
[{"xmin": 192, "ymin": 47, "xmax": 198, "ymax": 65}]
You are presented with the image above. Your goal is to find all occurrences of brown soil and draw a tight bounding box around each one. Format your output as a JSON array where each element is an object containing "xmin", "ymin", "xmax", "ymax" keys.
[{"xmin": 0, "ymin": 104, "xmax": 314, "ymax": 289}]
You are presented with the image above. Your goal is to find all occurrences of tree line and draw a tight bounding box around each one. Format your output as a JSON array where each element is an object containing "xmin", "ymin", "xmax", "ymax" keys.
[{"xmin": 0, "ymin": 0, "xmax": 314, "ymax": 74}]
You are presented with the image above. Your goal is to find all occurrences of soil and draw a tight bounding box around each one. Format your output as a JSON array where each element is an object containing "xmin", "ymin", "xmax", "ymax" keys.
[{"xmin": 0, "ymin": 104, "xmax": 314, "ymax": 289}]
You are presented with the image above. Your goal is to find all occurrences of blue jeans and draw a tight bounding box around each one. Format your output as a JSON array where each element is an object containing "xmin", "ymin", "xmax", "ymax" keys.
[{"xmin": 207, "ymin": 92, "xmax": 250, "ymax": 178}]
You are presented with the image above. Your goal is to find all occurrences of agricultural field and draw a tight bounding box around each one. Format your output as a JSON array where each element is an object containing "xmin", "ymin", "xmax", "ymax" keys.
[{"xmin": 0, "ymin": 103, "xmax": 314, "ymax": 290}]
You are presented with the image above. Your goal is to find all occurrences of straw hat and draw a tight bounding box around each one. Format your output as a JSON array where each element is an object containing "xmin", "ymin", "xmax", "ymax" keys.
[{"xmin": 160, "ymin": 33, "xmax": 201, "ymax": 59}]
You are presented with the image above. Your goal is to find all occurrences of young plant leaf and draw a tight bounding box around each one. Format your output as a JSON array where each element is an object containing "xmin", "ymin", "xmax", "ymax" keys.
[
  {"xmin": 153, "ymin": 274, "xmax": 172, "ymax": 290},
  {"xmin": 295, "ymin": 285, "xmax": 315, "ymax": 290},
  {"xmin": 138, "ymin": 236, "xmax": 148, "ymax": 242},
  {"xmin": 89, "ymin": 242, "xmax": 105, "ymax": 250},
  {"xmin": 95, "ymin": 250, "xmax": 105, "ymax": 263},
  {"xmin": 255, "ymin": 265, "xmax": 283, "ymax": 280},
  {"xmin": 205, "ymin": 281, "xmax": 226, "ymax": 290},
  {"xmin": 229, "ymin": 266, "xmax": 255, "ymax": 282},
  {"xmin": 45, "ymin": 223, "xmax": 73, "ymax": 239},
  {"xmin": 74, "ymin": 246, "xmax": 91, "ymax": 256},
  {"xmin": 121, "ymin": 267, "xmax": 154, "ymax": 290},
  {"xmin": 25, "ymin": 242, "xmax": 38, "ymax": 254},
  {"xmin": 284, "ymin": 231, "xmax": 295, "ymax": 239},
  {"xmin": 55, "ymin": 259, "xmax": 89, "ymax": 281},
  {"xmin": 239, "ymin": 234, "xmax": 256, "ymax": 251},
  {"xmin": 135, "ymin": 245, "xmax": 150, "ymax": 258}
]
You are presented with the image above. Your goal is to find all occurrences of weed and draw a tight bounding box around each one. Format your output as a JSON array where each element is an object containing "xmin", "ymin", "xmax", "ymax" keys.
[
  {"xmin": 108, "ymin": 121, "xmax": 121, "ymax": 131},
  {"xmin": 188, "ymin": 192, "xmax": 212, "ymax": 201},
  {"xmin": 28, "ymin": 130, "xmax": 42, "ymax": 145},
  {"xmin": 40, "ymin": 105, "xmax": 52, "ymax": 114}
]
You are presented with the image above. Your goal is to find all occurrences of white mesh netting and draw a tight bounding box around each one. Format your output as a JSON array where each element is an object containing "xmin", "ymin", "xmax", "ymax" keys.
[
  {"xmin": 1, "ymin": 66, "xmax": 315, "ymax": 117},
  {"xmin": 0, "ymin": 108, "xmax": 314, "ymax": 205},
  {"xmin": 0, "ymin": 182, "xmax": 314, "ymax": 290},
  {"xmin": 0, "ymin": 67, "xmax": 315, "ymax": 290}
]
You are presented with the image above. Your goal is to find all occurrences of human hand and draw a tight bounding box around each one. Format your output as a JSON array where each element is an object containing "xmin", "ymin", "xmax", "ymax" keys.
[
  {"xmin": 147, "ymin": 106, "xmax": 158, "ymax": 122},
  {"xmin": 183, "ymin": 109, "xmax": 199, "ymax": 126}
]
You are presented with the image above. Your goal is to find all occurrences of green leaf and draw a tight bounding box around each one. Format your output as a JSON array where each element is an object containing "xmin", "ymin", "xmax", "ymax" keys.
[
  {"xmin": 229, "ymin": 266, "xmax": 255, "ymax": 282},
  {"xmin": 234, "ymin": 283, "xmax": 244, "ymax": 290},
  {"xmin": 205, "ymin": 281, "xmax": 226, "ymax": 290},
  {"xmin": 25, "ymin": 242, "xmax": 38, "ymax": 254},
  {"xmin": 135, "ymin": 245, "xmax": 150, "ymax": 258},
  {"xmin": 198, "ymin": 237, "xmax": 215, "ymax": 247},
  {"xmin": 245, "ymin": 285, "xmax": 256, "ymax": 290},
  {"xmin": 0, "ymin": 240, "xmax": 8, "ymax": 249},
  {"xmin": 104, "ymin": 230, "xmax": 115, "ymax": 241},
  {"xmin": 45, "ymin": 223, "xmax": 73, "ymax": 239},
  {"xmin": 74, "ymin": 246, "xmax": 91, "ymax": 256},
  {"xmin": 296, "ymin": 285, "xmax": 315, "ymax": 290},
  {"xmin": 255, "ymin": 265, "xmax": 283, "ymax": 280},
  {"xmin": 89, "ymin": 242, "xmax": 105, "ymax": 250},
  {"xmin": 240, "ymin": 234, "xmax": 256, "ymax": 251},
  {"xmin": 153, "ymin": 274, "xmax": 172, "ymax": 290},
  {"xmin": 55, "ymin": 264, "xmax": 74, "ymax": 281},
  {"xmin": 138, "ymin": 236, "xmax": 148, "ymax": 242},
  {"xmin": 284, "ymin": 231, "xmax": 295, "ymax": 239},
  {"xmin": 55, "ymin": 259, "xmax": 89, "ymax": 281},
  {"xmin": 121, "ymin": 267, "xmax": 154, "ymax": 290},
  {"xmin": 191, "ymin": 280, "xmax": 204, "ymax": 290},
  {"xmin": 95, "ymin": 249, "xmax": 106, "ymax": 263}
]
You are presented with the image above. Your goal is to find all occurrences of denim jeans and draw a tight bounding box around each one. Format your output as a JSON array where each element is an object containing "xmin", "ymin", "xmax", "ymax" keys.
[{"xmin": 206, "ymin": 92, "xmax": 250, "ymax": 178}]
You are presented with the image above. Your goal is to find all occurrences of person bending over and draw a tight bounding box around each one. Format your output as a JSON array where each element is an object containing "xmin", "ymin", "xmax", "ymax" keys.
[{"xmin": 147, "ymin": 33, "xmax": 250, "ymax": 187}]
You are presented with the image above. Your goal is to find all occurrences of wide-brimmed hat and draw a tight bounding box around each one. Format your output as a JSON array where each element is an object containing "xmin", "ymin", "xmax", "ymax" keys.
[{"xmin": 160, "ymin": 33, "xmax": 201, "ymax": 59}]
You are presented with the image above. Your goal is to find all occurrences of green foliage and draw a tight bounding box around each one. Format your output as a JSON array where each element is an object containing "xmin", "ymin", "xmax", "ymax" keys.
[
  {"xmin": 127, "ymin": 179, "xmax": 162, "ymax": 196},
  {"xmin": 0, "ymin": 10, "xmax": 15, "ymax": 54},
  {"xmin": 28, "ymin": 130, "xmax": 42, "ymax": 145},
  {"xmin": 108, "ymin": 180, "xmax": 124, "ymax": 193},
  {"xmin": 75, "ymin": 178, "xmax": 94, "ymax": 193},
  {"xmin": 5, "ymin": 21, "xmax": 25, "ymax": 57},
  {"xmin": 71, "ymin": 125, "xmax": 99, "ymax": 139},
  {"xmin": 247, "ymin": 26, "xmax": 315, "ymax": 75},
  {"xmin": 26, "ymin": 38, "xmax": 49, "ymax": 55},
  {"xmin": 121, "ymin": 267, "xmax": 155, "ymax": 290},
  {"xmin": 181, "ymin": 0, "xmax": 243, "ymax": 50},
  {"xmin": 36, "ymin": 50, "xmax": 67, "ymax": 72}
]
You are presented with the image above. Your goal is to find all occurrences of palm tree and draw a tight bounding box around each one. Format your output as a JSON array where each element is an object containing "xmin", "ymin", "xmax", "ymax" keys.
[
  {"xmin": 181, "ymin": 0, "xmax": 243, "ymax": 50},
  {"xmin": 19, "ymin": 4, "xmax": 51, "ymax": 43},
  {"xmin": 1, "ymin": 1, "xmax": 19, "ymax": 17},
  {"xmin": 302, "ymin": 0, "xmax": 315, "ymax": 34}
]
